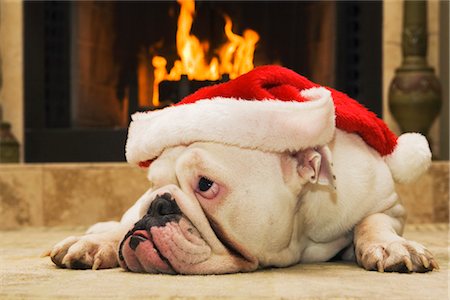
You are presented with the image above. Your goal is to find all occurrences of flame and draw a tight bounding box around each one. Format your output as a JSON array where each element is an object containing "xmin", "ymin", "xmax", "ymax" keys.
[
  {"xmin": 146, "ymin": 0, "xmax": 259, "ymax": 107},
  {"xmin": 219, "ymin": 16, "xmax": 259, "ymax": 78}
]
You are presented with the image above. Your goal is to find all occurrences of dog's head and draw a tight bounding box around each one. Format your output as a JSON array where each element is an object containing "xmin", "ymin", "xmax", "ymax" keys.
[{"xmin": 118, "ymin": 142, "xmax": 335, "ymax": 274}]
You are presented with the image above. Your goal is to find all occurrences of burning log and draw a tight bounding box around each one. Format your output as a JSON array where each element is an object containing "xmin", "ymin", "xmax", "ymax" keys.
[{"xmin": 157, "ymin": 74, "xmax": 230, "ymax": 107}]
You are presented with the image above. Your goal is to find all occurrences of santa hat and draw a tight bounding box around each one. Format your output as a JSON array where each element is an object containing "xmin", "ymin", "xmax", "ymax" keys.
[{"xmin": 126, "ymin": 65, "xmax": 431, "ymax": 184}]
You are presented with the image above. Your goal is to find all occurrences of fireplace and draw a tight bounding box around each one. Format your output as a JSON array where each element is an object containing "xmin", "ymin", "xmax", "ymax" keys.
[{"xmin": 24, "ymin": 1, "xmax": 381, "ymax": 163}]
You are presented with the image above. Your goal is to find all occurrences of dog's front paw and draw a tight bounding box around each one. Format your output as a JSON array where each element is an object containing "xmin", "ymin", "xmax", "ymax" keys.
[
  {"xmin": 357, "ymin": 240, "xmax": 439, "ymax": 273},
  {"xmin": 44, "ymin": 234, "xmax": 119, "ymax": 270}
]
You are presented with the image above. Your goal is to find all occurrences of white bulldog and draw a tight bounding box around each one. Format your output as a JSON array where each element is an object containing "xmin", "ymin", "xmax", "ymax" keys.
[{"xmin": 46, "ymin": 66, "xmax": 438, "ymax": 274}]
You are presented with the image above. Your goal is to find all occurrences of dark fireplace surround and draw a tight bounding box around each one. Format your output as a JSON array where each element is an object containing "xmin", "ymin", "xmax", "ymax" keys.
[{"xmin": 24, "ymin": 1, "xmax": 381, "ymax": 163}]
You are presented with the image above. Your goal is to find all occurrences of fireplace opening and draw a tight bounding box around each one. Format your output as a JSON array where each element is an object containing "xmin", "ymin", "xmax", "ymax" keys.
[{"xmin": 24, "ymin": 1, "xmax": 381, "ymax": 163}]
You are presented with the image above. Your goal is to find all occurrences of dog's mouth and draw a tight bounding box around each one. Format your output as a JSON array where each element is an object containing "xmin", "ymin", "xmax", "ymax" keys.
[
  {"xmin": 118, "ymin": 216, "xmax": 212, "ymax": 274},
  {"xmin": 118, "ymin": 215, "xmax": 258, "ymax": 274},
  {"xmin": 119, "ymin": 229, "xmax": 174, "ymax": 274}
]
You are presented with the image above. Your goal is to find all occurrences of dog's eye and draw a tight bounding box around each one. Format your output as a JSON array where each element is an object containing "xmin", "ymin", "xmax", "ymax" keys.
[
  {"xmin": 196, "ymin": 177, "xmax": 219, "ymax": 199},
  {"xmin": 198, "ymin": 177, "xmax": 213, "ymax": 191}
]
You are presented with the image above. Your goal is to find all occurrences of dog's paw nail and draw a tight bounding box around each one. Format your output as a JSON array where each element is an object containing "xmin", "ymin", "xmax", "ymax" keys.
[
  {"xmin": 41, "ymin": 249, "xmax": 51, "ymax": 257},
  {"xmin": 403, "ymin": 256, "xmax": 413, "ymax": 272},
  {"xmin": 50, "ymin": 248, "xmax": 60, "ymax": 258},
  {"xmin": 430, "ymin": 259, "xmax": 439, "ymax": 270},
  {"xmin": 61, "ymin": 256, "xmax": 71, "ymax": 268},
  {"xmin": 420, "ymin": 255, "xmax": 430, "ymax": 268},
  {"xmin": 376, "ymin": 260, "xmax": 384, "ymax": 272},
  {"xmin": 92, "ymin": 258, "xmax": 101, "ymax": 270}
]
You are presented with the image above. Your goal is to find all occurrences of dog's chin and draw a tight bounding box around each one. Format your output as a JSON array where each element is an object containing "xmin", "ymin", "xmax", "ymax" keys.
[{"xmin": 119, "ymin": 217, "xmax": 213, "ymax": 274}]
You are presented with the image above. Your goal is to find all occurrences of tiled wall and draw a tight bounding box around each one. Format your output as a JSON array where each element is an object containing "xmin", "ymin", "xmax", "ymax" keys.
[
  {"xmin": 0, "ymin": 162, "xmax": 448, "ymax": 229},
  {"xmin": 0, "ymin": 163, "xmax": 148, "ymax": 229},
  {"xmin": 396, "ymin": 162, "xmax": 449, "ymax": 224}
]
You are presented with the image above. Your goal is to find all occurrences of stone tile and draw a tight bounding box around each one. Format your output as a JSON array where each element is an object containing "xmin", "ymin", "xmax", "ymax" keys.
[
  {"xmin": 431, "ymin": 162, "xmax": 449, "ymax": 222},
  {"xmin": 0, "ymin": 165, "xmax": 43, "ymax": 229},
  {"xmin": 396, "ymin": 172, "xmax": 434, "ymax": 224},
  {"xmin": 42, "ymin": 164, "xmax": 149, "ymax": 227},
  {"xmin": 396, "ymin": 162, "xmax": 450, "ymax": 224},
  {"xmin": 98, "ymin": 165, "xmax": 151, "ymax": 222}
]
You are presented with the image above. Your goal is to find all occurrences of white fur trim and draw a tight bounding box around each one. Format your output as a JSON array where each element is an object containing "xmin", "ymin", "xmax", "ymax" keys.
[
  {"xmin": 126, "ymin": 87, "xmax": 335, "ymax": 165},
  {"xmin": 385, "ymin": 133, "xmax": 432, "ymax": 183}
]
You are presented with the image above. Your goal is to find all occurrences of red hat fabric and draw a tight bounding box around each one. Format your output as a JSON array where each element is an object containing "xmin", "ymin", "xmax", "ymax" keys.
[
  {"xmin": 126, "ymin": 65, "xmax": 431, "ymax": 183},
  {"xmin": 180, "ymin": 65, "xmax": 397, "ymax": 156}
]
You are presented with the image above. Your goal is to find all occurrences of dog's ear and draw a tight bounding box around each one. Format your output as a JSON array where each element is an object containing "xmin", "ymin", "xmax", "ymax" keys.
[{"xmin": 296, "ymin": 146, "xmax": 336, "ymax": 189}]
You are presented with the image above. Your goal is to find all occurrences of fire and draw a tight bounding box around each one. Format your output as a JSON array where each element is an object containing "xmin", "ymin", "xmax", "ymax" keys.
[{"xmin": 145, "ymin": 0, "xmax": 259, "ymax": 107}]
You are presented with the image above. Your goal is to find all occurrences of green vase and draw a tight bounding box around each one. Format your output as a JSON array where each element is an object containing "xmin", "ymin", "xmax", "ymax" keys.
[{"xmin": 388, "ymin": 0, "xmax": 441, "ymax": 136}]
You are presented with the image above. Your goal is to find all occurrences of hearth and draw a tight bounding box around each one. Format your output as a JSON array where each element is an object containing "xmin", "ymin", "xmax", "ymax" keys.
[{"xmin": 24, "ymin": 1, "xmax": 381, "ymax": 162}]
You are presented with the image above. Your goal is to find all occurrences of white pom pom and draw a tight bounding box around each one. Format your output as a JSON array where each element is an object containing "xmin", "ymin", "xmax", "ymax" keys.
[{"xmin": 385, "ymin": 133, "xmax": 432, "ymax": 183}]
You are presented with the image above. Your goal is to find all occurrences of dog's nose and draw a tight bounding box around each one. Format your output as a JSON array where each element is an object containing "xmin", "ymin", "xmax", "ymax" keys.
[{"xmin": 147, "ymin": 193, "xmax": 181, "ymax": 217}]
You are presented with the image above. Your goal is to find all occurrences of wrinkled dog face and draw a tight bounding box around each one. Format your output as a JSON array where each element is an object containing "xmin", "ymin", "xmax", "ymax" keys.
[{"xmin": 118, "ymin": 142, "xmax": 303, "ymax": 274}]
